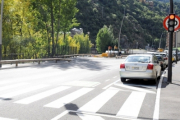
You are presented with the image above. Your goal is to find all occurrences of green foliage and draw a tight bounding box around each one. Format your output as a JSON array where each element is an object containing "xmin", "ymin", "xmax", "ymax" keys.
[
  {"xmin": 96, "ymin": 25, "xmax": 115, "ymax": 53},
  {"xmin": 75, "ymin": 0, "xmax": 180, "ymax": 49}
]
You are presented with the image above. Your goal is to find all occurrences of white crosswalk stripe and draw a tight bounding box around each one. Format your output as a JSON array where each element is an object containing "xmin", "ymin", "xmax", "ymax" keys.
[
  {"xmin": 0, "ymin": 84, "xmax": 49, "ymax": 98},
  {"xmin": 0, "ymin": 82, "xmax": 155, "ymax": 120},
  {"xmin": 0, "ymin": 83, "xmax": 29, "ymax": 92},
  {"xmin": 44, "ymin": 88, "xmax": 94, "ymax": 108},
  {"xmin": 14, "ymin": 86, "xmax": 70, "ymax": 104},
  {"xmin": 116, "ymin": 91, "xmax": 146, "ymax": 119},
  {"xmin": 77, "ymin": 113, "xmax": 105, "ymax": 120},
  {"xmin": 0, "ymin": 117, "xmax": 17, "ymax": 120},
  {"xmin": 78, "ymin": 89, "xmax": 119, "ymax": 113},
  {"xmin": 76, "ymin": 89, "xmax": 119, "ymax": 120}
]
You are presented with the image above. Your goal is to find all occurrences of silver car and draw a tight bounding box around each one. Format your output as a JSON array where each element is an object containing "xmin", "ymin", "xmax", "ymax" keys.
[{"xmin": 119, "ymin": 54, "xmax": 161, "ymax": 83}]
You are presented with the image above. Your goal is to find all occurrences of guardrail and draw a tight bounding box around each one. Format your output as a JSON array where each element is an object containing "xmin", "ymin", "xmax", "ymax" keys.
[
  {"xmin": 0, "ymin": 58, "xmax": 72, "ymax": 67},
  {"xmin": 0, "ymin": 54, "xmax": 94, "ymax": 67}
]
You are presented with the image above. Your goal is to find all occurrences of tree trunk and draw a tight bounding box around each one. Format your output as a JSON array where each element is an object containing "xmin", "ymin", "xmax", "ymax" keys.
[
  {"xmin": 55, "ymin": 0, "xmax": 61, "ymax": 55},
  {"xmin": 51, "ymin": 1, "xmax": 55, "ymax": 57}
]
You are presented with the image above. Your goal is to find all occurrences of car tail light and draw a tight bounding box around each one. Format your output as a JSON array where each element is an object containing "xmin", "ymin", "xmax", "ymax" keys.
[
  {"xmin": 164, "ymin": 57, "xmax": 167, "ymax": 60},
  {"xmin": 120, "ymin": 63, "xmax": 125, "ymax": 69},
  {"xmin": 147, "ymin": 64, "xmax": 153, "ymax": 70}
]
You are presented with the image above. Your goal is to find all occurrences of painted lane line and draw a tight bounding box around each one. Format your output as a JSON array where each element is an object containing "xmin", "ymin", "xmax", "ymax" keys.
[
  {"xmin": 0, "ymin": 117, "xmax": 17, "ymax": 120},
  {"xmin": 153, "ymin": 70, "xmax": 166, "ymax": 120},
  {"xmin": 113, "ymin": 76, "xmax": 117, "ymax": 78},
  {"xmin": 1, "ymin": 84, "xmax": 49, "ymax": 98},
  {"xmin": 91, "ymin": 83, "xmax": 101, "ymax": 87},
  {"xmin": 116, "ymin": 91, "xmax": 146, "ymax": 119},
  {"xmin": 105, "ymin": 79, "xmax": 110, "ymax": 82},
  {"xmin": 0, "ymin": 83, "xmax": 29, "ymax": 92},
  {"xmin": 102, "ymin": 80, "xmax": 120, "ymax": 89},
  {"xmin": 14, "ymin": 86, "xmax": 70, "ymax": 104},
  {"xmin": 77, "ymin": 89, "xmax": 119, "ymax": 113},
  {"xmin": 123, "ymin": 84, "xmax": 156, "ymax": 89},
  {"xmin": 77, "ymin": 113, "xmax": 105, "ymax": 120},
  {"xmin": 44, "ymin": 88, "xmax": 94, "ymax": 108},
  {"xmin": 114, "ymin": 83, "xmax": 156, "ymax": 94},
  {"xmin": 0, "ymin": 81, "xmax": 13, "ymax": 86},
  {"xmin": 51, "ymin": 110, "xmax": 69, "ymax": 120},
  {"xmin": 69, "ymin": 110, "xmax": 144, "ymax": 120}
]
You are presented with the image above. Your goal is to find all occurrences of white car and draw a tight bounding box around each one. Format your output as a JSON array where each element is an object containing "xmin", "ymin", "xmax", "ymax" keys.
[{"xmin": 119, "ymin": 54, "xmax": 161, "ymax": 83}]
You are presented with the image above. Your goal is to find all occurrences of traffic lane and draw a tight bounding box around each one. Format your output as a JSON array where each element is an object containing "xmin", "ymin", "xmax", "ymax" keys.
[{"xmin": 0, "ymin": 58, "xmax": 157, "ymax": 120}]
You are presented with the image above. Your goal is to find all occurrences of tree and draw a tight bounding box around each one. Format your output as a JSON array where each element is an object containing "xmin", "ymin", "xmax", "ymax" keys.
[
  {"xmin": 96, "ymin": 25, "xmax": 114, "ymax": 53},
  {"xmin": 60, "ymin": 0, "xmax": 79, "ymax": 42}
]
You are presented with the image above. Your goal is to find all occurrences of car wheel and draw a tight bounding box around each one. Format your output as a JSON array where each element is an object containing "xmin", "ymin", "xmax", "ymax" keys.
[
  {"xmin": 121, "ymin": 78, "xmax": 126, "ymax": 82},
  {"xmin": 155, "ymin": 74, "xmax": 158, "ymax": 84}
]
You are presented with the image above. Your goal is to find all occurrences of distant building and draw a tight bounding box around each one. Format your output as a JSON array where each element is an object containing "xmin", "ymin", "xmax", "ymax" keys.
[{"xmin": 70, "ymin": 28, "xmax": 83, "ymax": 37}]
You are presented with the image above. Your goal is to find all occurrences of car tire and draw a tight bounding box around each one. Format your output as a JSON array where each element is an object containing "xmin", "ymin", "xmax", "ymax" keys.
[
  {"xmin": 121, "ymin": 78, "xmax": 126, "ymax": 82},
  {"xmin": 155, "ymin": 74, "xmax": 158, "ymax": 84}
]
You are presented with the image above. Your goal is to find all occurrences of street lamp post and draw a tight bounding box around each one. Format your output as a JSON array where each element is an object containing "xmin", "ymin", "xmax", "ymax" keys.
[
  {"xmin": 0, "ymin": 0, "xmax": 4, "ymax": 68},
  {"xmin": 118, "ymin": 7, "xmax": 125, "ymax": 50},
  {"xmin": 159, "ymin": 32, "xmax": 164, "ymax": 48}
]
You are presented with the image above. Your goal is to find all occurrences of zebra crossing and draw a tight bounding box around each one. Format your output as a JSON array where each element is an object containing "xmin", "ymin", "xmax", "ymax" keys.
[{"xmin": 0, "ymin": 81, "xmax": 156, "ymax": 120}]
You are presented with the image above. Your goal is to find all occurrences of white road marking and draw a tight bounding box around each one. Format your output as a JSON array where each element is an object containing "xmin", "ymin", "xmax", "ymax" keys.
[
  {"xmin": 105, "ymin": 79, "xmax": 110, "ymax": 82},
  {"xmin": 108, "ymin": 87, "xmax": 123, "ymax": 90},
  {"xmin": 0, "ymin": 117, "xmax": 17, "ymax": 120},
  {"xmin": 44, "ymin": 88, "xmax": 94, "ymax": 108},
  {"xmin": 77, "ymin": 113, "xmax": 105, "ymax": 120},
  {"xmin": 116, "ymin": 91, "xmax": 146, "ymax": 119},
  {"xmin": 1, "ymin": 84, "xmax": 49, "ymax": 98},
  {"xmin": 77, "ymin": 89, "xmax": 119, "ymax": 113},
  {"xmin": 0, "ymin": 81, "xmax": 12, "ymax": 85},
  {"xmin": 114, "ymin": 83, "xmax": 156, "ymax": 94},
  {"xmin": 51, "ymin": 110, "xmax": 69, "ymax": 120},
  {"xmin": 153, "ymin": 70, "xmax": 166, "ymax": 120},
  {"xmin": 91, "ymin": 83, "xmax": 101, "ymax": 87},
  {"xmin": 0, "ymin": 83, "xmax": 29, "ymax": 92},
  {"xmin": 124, "ymin": 84, "xmax": 156, "ymax": 89},
  {"xmin": 102, "ymin": 80, "xmax": 120, "ymax": 89},
  {"xmin": 69, "ymin": 110, "xmax": 144, "ymax": 120},
  {"xmin": 14, "ymin": 86, "xmax": 70, "ymax": 104},
  {"xmin": 61, "ymin": 81, "xmax": 100, "ymax": 87},
  {"xmin": 113, "ymin": 76, "xmax": 117, "ymax": 78}
]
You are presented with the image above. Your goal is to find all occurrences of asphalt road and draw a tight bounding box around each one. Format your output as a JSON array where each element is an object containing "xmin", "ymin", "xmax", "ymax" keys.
[{"xmin": 0, "ymin": 57, "xmax": 157, "ymax": 120}]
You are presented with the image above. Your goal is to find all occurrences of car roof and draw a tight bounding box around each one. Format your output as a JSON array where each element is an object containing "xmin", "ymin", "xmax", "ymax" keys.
[
  {"xmin": 128, "ymin": 54, "xmax": 152, "ymax": 56},
  {"xmin": 155, "ymin": 52, "xmax": 166, "ymax": 54}
]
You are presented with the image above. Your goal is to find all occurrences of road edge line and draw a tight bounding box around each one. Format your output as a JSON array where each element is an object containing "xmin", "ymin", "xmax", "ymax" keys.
[{"xmin": 153, "ymin": 70, "xmax": 166, "ymax": 120}]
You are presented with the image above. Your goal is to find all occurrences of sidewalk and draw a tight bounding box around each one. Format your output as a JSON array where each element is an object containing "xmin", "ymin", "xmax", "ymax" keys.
[{"xmin": 158, "ymin": 62, "xmax": 180, "ymax": 120}]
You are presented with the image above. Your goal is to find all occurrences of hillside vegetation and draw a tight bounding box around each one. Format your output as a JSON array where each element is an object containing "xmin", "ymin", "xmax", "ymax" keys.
[{"xmin": 76, "ymin": 0, "xmax": 180, "ymax": 50}]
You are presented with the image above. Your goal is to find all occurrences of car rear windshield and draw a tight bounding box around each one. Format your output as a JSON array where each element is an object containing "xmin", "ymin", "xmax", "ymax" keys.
[
  {"xmin": 125, "ymin": 56, "xmax": 151, "ymax": 63},
  {"xmin": 156, "ymin": 56, "xmax": 162, "ymax": 60}
]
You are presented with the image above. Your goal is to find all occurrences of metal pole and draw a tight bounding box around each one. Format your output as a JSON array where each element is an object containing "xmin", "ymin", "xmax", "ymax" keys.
[
  {"xmin": 159, "ymin": 32, "xmax": 163, "ymax": 48},
  {"xmin": 118, "ymin": 7, "xmax": 125, "ymax": 50},
  {"xmin": 176, "ymin": 32, "xmax": 178, "ymax": 64},
  {"xmin": 0, "ymin": 0, "xmax": 4, "ymax": 68},
  {"xmin": 168, "ymin": 0, "xmax": 174, "ymax": 83}
]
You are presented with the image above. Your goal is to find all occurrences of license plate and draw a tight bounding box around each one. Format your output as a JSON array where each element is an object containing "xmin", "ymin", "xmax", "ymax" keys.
[{"xmin": 132, "ymin": 67, "xmax": 139, "ymax": 70}]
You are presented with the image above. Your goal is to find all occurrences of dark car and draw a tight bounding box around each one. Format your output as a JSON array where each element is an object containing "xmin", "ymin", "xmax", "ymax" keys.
[{"xmin": 155, "ymin": 55, "xmax": 166, "ymax": 70}]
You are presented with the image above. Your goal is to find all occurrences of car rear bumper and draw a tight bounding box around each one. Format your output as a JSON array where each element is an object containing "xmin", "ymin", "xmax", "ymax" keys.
[{"xmin": 119, "ymin": 70, "xmax": 156, "ymax": 80}]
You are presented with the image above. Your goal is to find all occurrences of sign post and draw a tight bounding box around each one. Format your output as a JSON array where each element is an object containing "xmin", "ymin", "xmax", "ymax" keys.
[{"xmin": 162, "ymin": 0, "xmax": 180, "ymax": 83}]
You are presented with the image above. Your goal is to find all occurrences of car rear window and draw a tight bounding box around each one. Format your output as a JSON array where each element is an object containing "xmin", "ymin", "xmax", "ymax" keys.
[
  {"xmin": 125, "ymin": 56, "xmax": 151, "ymax": 63},
  {"xmin": 156, "ymin": 56, "xmax": 162, "ymax": 60}
]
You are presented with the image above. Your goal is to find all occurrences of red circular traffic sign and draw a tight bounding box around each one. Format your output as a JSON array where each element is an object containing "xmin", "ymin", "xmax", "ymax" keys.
[{"xmin": 163, "ymin": 15, "xmax": 180, "ymax": 31}]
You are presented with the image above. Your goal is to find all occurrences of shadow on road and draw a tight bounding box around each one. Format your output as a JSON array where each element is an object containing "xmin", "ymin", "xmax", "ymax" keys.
[
  {"xmin": 0, "ymin": 57, "xmax": 111, "ymax": 71},
  {"xmin": 0, "ymin": 97, "xmax": 12, "ymax": 101}
]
